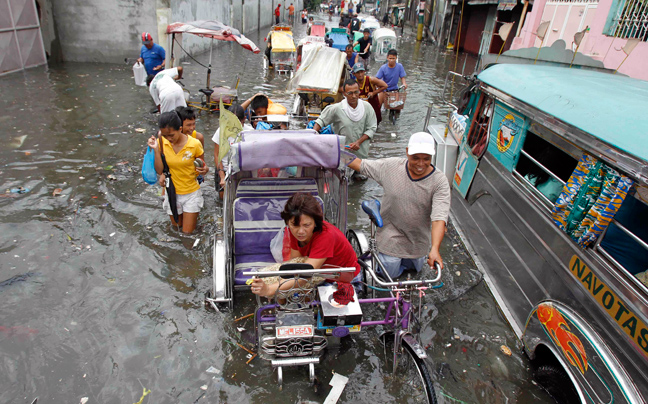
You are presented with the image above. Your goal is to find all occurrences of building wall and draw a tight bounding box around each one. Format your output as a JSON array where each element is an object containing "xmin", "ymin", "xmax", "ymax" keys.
[
  {"xmin": 40, "ymin": 0, "xmax": 301, "ymax": 64},
  {"xmin": 511, "ymin": 0, "xmax": 648, "ymax": 80},
  {"xmin": 460, "ymin": 5, "xmax": 490, "ymax": 54}
]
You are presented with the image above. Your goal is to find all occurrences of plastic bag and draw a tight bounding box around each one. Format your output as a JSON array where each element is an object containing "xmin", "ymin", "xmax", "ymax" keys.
[
  {"xmin": 133, "ymin": 62, "xmax": 147, "ymax": 86},
  {"xmin": 270, "ymin": 227, "xmax": 291, "ymax": 263},
  {"xmin": 141, "ymin": 147, "xmax": 158, "ymax": 185}
]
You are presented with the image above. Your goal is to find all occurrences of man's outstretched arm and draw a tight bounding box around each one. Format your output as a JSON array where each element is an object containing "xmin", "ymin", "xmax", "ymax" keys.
[{"xmin": 347, "ymin": 157, "xmax": 362, "ymax": 172}]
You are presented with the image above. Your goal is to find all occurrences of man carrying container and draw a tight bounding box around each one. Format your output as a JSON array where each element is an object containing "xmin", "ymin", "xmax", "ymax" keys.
[
  {"xmin": 347, "ymin": 132, "xmax": 450, "ymax": 279},
  {"xmin": 137, "ymin": 32, "xmax": 165, "ymax": 76}
]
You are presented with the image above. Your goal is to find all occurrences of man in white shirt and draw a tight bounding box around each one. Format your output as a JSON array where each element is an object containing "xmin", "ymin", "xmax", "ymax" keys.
[{"xmin": 147, "ymin": 67, "xmax": 186, "ymax": 113}]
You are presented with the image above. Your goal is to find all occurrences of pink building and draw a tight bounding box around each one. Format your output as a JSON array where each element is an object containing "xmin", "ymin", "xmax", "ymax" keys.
[{"xmin": 511, "ymin": 0, "xmax": 648, "ymax": 80}]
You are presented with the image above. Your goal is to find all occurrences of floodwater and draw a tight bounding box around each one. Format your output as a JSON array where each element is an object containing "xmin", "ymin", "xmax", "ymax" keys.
[{"xmin": 0, "ymin": 13, "xmax": 554, "ymax": 404}]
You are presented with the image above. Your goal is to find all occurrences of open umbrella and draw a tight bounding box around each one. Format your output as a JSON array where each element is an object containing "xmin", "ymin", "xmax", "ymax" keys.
[
  {"xmin": 167, "ymin": 20, "xmax": 260, "ymax": 89},
  {"xmin": 166, "ymin": 20, "xmax": 260, "ymax": 53}
]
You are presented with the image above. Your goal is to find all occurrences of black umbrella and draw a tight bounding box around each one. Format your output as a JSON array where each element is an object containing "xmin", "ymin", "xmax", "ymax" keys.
[{"xmin": 158, "ymin": 137, "xmax": 180, "ymax": 223}]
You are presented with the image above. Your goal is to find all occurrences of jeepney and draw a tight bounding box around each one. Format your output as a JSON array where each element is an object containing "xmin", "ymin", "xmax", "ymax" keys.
[{"xmin": 433, "ymin": 63, "xmax": 648, "ymax": 403}]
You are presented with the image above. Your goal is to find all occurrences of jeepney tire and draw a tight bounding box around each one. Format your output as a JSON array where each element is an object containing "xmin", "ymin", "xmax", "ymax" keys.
[{"xmin": 534, "ymin": 364, "xmax": 580, "ymax": 404}]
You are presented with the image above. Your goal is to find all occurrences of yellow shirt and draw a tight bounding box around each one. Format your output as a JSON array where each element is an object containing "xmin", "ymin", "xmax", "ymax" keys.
[
  {"xmin": 191, "ymin": 130, "xmax": 197, "ymax": 138},
  {"xmin": 161, "ymin": 136, "xmax": 204, "ymax": 195}
]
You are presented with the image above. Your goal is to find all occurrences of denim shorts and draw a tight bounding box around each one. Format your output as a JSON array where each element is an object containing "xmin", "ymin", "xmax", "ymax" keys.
[{"xmin": 377, "ymin": 252, "xmax": 426, "ymax": 279}]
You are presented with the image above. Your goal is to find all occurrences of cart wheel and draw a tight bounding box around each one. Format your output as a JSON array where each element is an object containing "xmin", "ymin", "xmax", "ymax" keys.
[{"xmin": 277, "ymin": 366, "xmax": 283, "ymax": 390}]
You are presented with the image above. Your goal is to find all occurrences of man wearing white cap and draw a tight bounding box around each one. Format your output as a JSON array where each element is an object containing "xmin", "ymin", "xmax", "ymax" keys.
[{"xmin": 347, "ymin": 132, "xmax": 451, "ymax": 279}]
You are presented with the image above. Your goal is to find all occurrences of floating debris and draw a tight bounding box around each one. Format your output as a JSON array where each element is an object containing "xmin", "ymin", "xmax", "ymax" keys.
[
  {"xmin": 206, "ymin": 366, "xmax": 220, "ymax": 374},
  {"xmin": 133, "ymin": 388, "xmax": 150, "ymax": 404},
  {"xmin": 324, "ymin": 373, "xmax": 349, "ymax": 404},
  {"xmin": 9, "ymin": 135, "xmax": 27, "ymax": 149},
  {"xmin": 80, "ymin": 398, "xmax": 88, "ymax": 404},
  {"xmin": 53, "ymin": 188, "xmax": 63, "ymax": 197},
  {"xmin": 200, "ymin": 385, "xmax": 208, "ymax": 391},
  {"xmin": 10, "ymin": 186, "xmax": 30, "ymax": 194},
  {"xmin": 135, "ymin": 128, "xmax": 147, "ymax": 133},
  {"xmin": 500, "ymin": 345, "xmax": 512, "ymax": 356}
]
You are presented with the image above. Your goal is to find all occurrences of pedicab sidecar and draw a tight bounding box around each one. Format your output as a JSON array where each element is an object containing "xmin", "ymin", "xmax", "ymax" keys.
[
  {"xmin": 289, "ymin": 46, "xmax": 349, "ymax": 119},
  {"xmin": 207, "ymin": 130, "xmax": 352, "ymax": 310}
]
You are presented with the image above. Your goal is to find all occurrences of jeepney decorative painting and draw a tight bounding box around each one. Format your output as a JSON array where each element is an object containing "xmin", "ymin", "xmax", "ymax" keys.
[
  {"xmin": 537, "ymin": 303, "xmax": 588, "ymax": 374},
  {"xmin": 496, "ymin": 114, "xmax": 519, "ymax": 152},
  {"xmin": 488, "ymin": 102, "xmax": 527, "ymax": 171}
]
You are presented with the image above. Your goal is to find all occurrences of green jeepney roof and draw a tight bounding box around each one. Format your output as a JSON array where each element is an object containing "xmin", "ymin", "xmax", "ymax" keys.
[{"xmin": 477, "ymin": 64, "xmax": 648, "ymax": 163}]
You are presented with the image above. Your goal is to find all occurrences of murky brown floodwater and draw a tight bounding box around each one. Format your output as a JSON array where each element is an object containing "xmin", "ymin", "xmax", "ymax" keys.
[{"xmin": 0, "ymin": 13, "xmax": 554, "ymax": 403}]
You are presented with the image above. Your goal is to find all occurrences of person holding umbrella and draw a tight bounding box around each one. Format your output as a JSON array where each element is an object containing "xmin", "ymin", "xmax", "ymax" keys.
[{"xmin": 147, "ymin": 111, "xmax": 208, "ymax": 234}]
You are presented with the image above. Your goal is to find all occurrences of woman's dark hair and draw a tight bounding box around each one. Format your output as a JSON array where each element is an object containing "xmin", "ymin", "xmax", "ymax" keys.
[
  {"xmin": 387, "ymin": 49, "xmax": 398, "ymax": 57},
  {"xmin": 281, "ymin": 192, "xmax": 324, "ymax": 233},
  {"xmin": 175, "ymin": 106, "xmax": 196, "ymax": 122},
  {"xmin": 158, "ymin": 111, "xmax": 183, "ymax": 130}
]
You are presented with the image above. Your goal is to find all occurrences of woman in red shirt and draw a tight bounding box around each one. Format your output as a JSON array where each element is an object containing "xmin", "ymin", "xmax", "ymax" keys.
[{"xmin": 251, "ymin": 192, "xmax": 360, "ymax": 297}]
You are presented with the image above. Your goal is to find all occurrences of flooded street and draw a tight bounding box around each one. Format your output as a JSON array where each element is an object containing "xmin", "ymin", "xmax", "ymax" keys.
[{"xmin": 0, "ymin": 14, "xmax": 553, "ymax": 403}]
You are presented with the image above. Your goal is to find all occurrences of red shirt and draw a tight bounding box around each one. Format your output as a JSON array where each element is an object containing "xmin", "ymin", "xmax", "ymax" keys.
[
  {"xmin": 289, "ymin": 221, "xmax": 361, "ymax": 278},
  {"xmin": 275, "ymin": 6, "xmax": 281, "ymax": 16}
]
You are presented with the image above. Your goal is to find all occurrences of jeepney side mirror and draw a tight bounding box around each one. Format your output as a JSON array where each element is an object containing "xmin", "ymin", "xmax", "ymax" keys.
[{"xmin": 323, "ymin": 96, "xmax": 335, "ymax": 104}]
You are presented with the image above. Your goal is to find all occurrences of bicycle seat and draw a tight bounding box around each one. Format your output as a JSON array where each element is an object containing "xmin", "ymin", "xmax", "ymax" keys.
[
  {"xmin": 361, "ymin": 200, "xmax": 383, "ymax": 228},
  {"xmin": 199, "ymin": 88, "xmax": 214, "ymax": 97}
]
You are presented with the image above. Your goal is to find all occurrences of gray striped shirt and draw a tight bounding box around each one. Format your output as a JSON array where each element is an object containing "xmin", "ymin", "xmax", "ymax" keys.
[{"xmin": 360, "ymin": 157, "xmax": 451, "ymax": 258}]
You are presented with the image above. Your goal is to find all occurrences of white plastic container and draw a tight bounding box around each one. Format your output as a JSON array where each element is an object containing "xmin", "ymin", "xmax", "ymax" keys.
[{"xmin": 133, "ymin": 62, "xmax": 147, "ymax": 86}]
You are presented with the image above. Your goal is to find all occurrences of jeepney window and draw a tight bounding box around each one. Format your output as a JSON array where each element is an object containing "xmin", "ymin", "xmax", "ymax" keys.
[
  {"xmin": 465, "ymin": 95, "xmax": 493, "ymax": 159},
  {"xmin": 515, "ymin": 132, "xmax": 577, "ymax": 204},
  {"xmin": 598, "ymin": 191, "xmax": 648, "ymax": 289}
]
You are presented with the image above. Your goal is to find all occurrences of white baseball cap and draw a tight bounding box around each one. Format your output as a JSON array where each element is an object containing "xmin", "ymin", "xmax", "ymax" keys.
[{"xmin": 407, "ymin": 132, "xmax": 436, "ymax": 156}]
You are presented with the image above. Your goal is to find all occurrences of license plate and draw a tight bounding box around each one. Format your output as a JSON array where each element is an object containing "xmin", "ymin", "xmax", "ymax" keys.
[
  {"xmin": 276, "ymin": 325, "xmax": 314, "ymax": 339},
  {"xmin": 325, "ymin": 325, "xmax": 362, "ymax": 335}
]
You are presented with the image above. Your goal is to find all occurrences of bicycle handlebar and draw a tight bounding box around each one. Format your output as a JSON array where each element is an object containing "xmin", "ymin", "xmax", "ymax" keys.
[{"xmin": 365, "ymin": 261, "xmax": 442, "ymax": 288}]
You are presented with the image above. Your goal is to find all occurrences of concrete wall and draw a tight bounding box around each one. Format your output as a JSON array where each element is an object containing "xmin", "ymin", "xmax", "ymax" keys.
[
  {"xmin": 48, "ymin": 0, "xmax": 158, "ymax": 63},
  {"xmin": 38, "ymin": 0, "xmax": 301, "ymax": 64},
  {"xmin": 511, "ymin": 0, "xmax": 648, "ymax": 80}
]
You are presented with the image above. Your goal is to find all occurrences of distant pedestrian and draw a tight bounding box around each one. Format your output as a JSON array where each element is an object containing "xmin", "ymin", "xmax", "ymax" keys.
[
  {"xmin": 344, "ymin": 44, "xmax": 359, "ymax": 79},
  {"xmin": 137, "ymin": 32, "xmax": 165, "ymax": 76},
  {"xmin": 286, "ymin": 3, "xmax": 295, "ymax": 24},
  {"xmin": 350, "ymin": 13, "xmax": 361, "ymax": 35},
  {"xmin": 353, "ymin": 28, "xmax": 373, "ymax": 69},
  {"xmin": 275, "ymin": 4, "xmax": 281, "ymax": 24}
]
